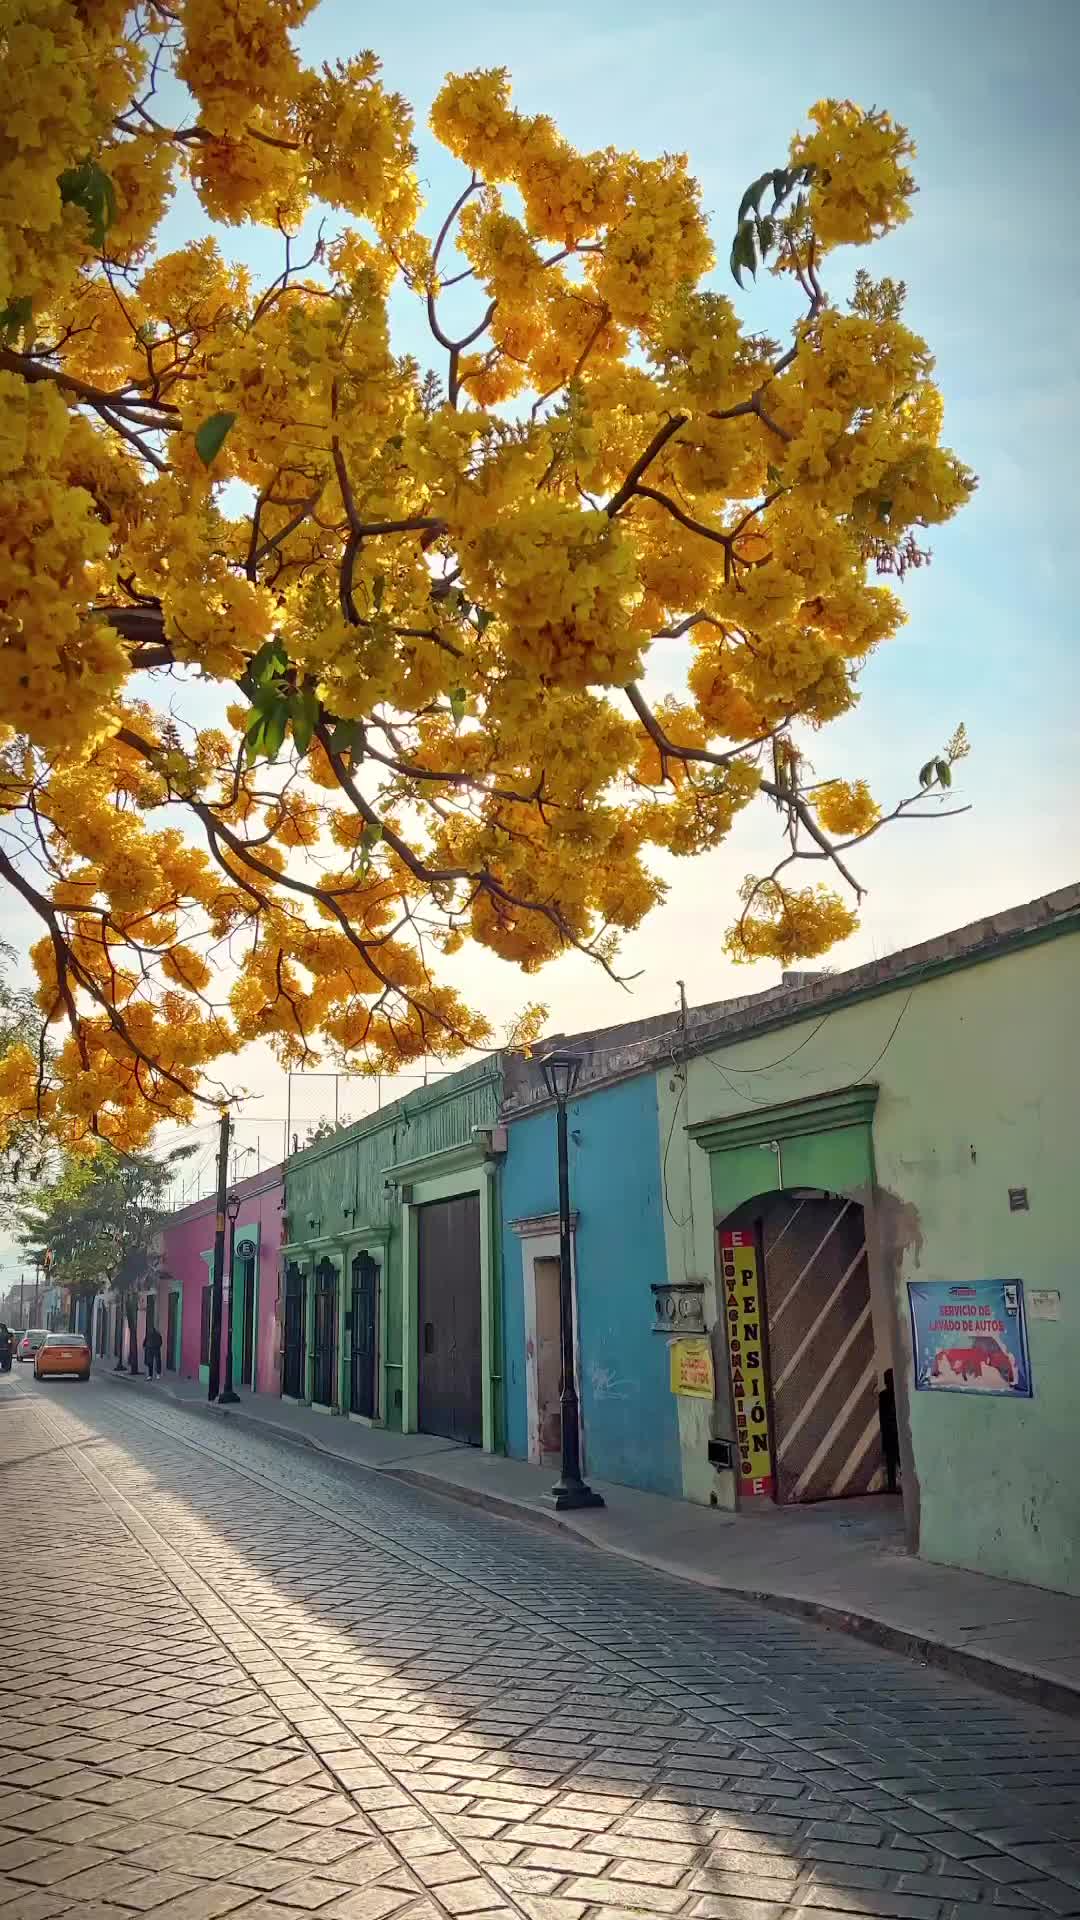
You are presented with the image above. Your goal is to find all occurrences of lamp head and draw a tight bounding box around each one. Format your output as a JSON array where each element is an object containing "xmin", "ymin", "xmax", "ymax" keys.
[
  {"xmin": 226, "ymin": 1190, "xmax": 241, "ymax": 1224},
  {"xmin": 540, "ymin": 1049, "xmax": 582, "ymax": 1105}
]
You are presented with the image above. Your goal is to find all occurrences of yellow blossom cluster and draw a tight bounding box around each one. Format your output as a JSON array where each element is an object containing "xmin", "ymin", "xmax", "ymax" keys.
[
  {"xmin": 0, "ymin": 12, "xmax": 973, "ymax": 1151},
  {"xmin": 814, "ymin": 779, "xmax": 881, "ymax": 837},
  {"xmin": 726, "ymin": 881, "xmax": 860, "ymax": 965}
]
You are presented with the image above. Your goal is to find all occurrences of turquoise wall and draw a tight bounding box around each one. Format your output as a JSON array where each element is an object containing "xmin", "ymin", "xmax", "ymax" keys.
[{"xmin": 501, "ymin": 1074, "xmax": 682, "ymax": 1498}]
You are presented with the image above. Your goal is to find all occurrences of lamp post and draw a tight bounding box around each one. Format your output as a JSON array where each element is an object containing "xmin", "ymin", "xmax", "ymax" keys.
[
  {"xmin": 218, "ymin": 1191, "xmax": 241, "ymax": 1405},
  {"xmin": 540, "ymin": 1050, "xmax": 604, "ymax": 1512}
]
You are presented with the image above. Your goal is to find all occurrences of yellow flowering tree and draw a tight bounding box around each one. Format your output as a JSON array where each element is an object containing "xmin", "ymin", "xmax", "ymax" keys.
[{"xmin": 0, "ymin": 1, "xmax": 975, "ymax": 1150}]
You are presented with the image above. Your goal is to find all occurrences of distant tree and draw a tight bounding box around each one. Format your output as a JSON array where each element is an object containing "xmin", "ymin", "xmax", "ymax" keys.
[
  {"xmin": 16, "ymin": 1144, "xmax": 193, "ymax": 1368},
  {"xmin": 304, "ymin": 1114, "xmax": 354, "ymax": 1147}
]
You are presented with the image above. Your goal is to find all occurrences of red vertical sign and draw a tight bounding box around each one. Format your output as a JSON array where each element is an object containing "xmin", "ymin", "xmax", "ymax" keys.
[{"xmin": 720, "ymin": 1228, "xmax": 775, "ymax": 1499}]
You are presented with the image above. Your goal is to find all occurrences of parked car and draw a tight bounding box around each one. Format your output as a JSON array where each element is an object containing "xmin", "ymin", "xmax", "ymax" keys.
[
  {"xmin": 34, "ymin": 1332, "xmax": 91, "ymax": 1382},
  {"xmin": 17, "ymin": 1329, "xmax": 48, "ymax": 1364}
]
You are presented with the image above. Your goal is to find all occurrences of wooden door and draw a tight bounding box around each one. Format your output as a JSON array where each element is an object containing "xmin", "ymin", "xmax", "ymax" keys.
[
  {"xmin": 199, "ymin": 1285, "xmax": 211, "ymax": 1367},
  {"xmin": 165, "ymin": 1290, "xmax": 178, "ymax": 1371},
  {"xmin": 350, "ymin": 1253, "xmax": 378, "ymax": 1417},
  {"xmin": 417, "ymin": 1194, "xmax": 483, "ymax": 1446},
  {"xmin": 535, "ymin": 1255, "xmax": 562, "ymax": 1460},
  {"xmin": 762, "ymin": 1195, "xmax": 880, "ymax": 1503},
  {"xmin": 312, "ymin": 1258, "xmax": 338, "ymax": 1407},
  {"xmin": 240, "ymin": 1256, "xmax": 255, "ymax": 1387},
  {"xmin": 282, "ymin": 1262, "xmax": 306, "ymax": 1398}
]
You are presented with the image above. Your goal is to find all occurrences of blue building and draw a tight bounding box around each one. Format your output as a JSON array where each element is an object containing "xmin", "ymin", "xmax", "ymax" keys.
[{"xmin": 499, "ymin": 1043, "xmax": 683, "ymax": 1498}]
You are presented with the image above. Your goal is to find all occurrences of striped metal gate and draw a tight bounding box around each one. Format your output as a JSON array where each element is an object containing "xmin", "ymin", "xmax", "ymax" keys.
[{"xmin": 762, "ymin": 1195, "xmax": 882, "ymax": 1503}]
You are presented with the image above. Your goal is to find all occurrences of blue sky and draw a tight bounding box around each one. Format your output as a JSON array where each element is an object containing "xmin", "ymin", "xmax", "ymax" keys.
[{"xmin": 2, "ymin": 0, "xmax": 1076, "ymax": 1264}]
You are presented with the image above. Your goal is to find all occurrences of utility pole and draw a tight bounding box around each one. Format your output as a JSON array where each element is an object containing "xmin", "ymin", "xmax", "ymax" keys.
[{"xmin": 207, "ymin": 1109, "xmax": 230, "ymax": 1403}]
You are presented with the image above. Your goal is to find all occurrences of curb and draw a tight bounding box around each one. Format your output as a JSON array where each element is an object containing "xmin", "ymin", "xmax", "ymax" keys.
[{"xmin": 100, "ymin": 1372, "xmax": 1080, "ymax": 1720}]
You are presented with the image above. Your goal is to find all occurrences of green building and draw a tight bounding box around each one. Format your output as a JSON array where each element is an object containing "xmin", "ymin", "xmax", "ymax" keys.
[
  {"xmin": 280, "ymin": 1058, "xmax": 506, "ymax": 1450},
  {"xmin": 658, "ymin": 884, "xmax": 1079, "ymax": 1595}
]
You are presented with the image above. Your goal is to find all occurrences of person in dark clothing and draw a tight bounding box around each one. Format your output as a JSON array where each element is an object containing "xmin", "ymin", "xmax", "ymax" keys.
[
  {"xmin": 143, "ymin": 1323, "xmax": 163, "ymax": 1380},
  {"xmin": 879, "ymin": 1366, "xmax": 900, "ymax": 1492}
]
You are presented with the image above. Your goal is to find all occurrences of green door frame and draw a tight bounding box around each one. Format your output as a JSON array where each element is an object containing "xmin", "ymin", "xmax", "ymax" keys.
[
  {"xmin": 339, "ymin": 1226, "xmax": 392, "ymax": 1422},
  {"xmin": 397, "ymin": 1145, "xmax": 502, "ymax": 1453},
  {"xmin": 688, "ymin": 1083, "xmax": 879, "ymax": 1218}
]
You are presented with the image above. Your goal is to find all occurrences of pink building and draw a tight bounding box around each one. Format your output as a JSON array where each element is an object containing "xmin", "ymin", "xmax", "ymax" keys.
[{"xmin": 157, "ymin": 1163, "xmax": 285, "ymax": 1394}]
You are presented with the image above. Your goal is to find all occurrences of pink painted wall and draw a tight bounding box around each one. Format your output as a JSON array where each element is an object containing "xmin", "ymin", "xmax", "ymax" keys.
[{"xmin": 158, "ymin": 1164, "xmax": 284, "ymax": 1393}]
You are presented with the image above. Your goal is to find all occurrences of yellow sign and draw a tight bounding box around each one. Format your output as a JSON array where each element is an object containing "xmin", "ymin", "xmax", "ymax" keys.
[
  {"xmin": 720, "ymin": 1229, "xmax": 775, "ymax": 1498},
  {"xmin": 669, "ymin": 1336, "xmax": 715, "ymax": 1399}
]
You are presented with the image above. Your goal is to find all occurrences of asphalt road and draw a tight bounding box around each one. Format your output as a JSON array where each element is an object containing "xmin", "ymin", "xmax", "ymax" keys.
[{"xmin": 1, "ymin": 1369, "xmax": 1078, "ymax": 1920}]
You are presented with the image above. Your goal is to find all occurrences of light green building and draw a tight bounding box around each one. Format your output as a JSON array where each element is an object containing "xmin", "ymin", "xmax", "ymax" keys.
[
  {"xmin": 281, "ymin": 1058, "xmax": 506, "ymax": 1450},
  {"xmin": 657, "ymin": 885, "xmax": 1078, "ymax": 1596}
]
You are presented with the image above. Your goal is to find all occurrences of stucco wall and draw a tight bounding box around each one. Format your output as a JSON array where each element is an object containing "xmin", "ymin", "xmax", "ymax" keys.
[
  {"xmin": 657, "ymin": 926, "xmax": 1078, "ymax": 1594},
  {"xmin": 283, "ymin": 1062, "xmax": 502, "ymax": 1429},
  {"xmin": 159, "ymin": 1166, "xmax": 284, "ymax": 1392},
  {"xmin": 501, "ymin": 1075, "xmax": 682, "ymax": 1498}
]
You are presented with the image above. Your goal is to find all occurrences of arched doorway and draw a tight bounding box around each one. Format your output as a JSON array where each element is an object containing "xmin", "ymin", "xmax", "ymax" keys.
[{"xmin": 720, "ymin": 1191, "xmax": 886, "ymax": 1504}]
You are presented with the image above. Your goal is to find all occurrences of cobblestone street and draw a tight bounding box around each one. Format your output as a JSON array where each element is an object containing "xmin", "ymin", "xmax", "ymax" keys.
[{"xmin": 2, "ymin": 1374, "xmax": 1079, "ymax": 1920}]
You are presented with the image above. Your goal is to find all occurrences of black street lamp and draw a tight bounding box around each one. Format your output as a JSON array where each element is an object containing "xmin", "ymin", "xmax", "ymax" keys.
[
  {"xmin": 540, "ymin": 1050, "xmax": 604, "ymax": 1512},
  {"xmin": 218, "ymin": 1191, "xmax": 241, "ymax": 1405}
]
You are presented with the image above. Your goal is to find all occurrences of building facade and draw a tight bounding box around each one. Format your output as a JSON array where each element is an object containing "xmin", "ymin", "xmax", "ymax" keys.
[
  {"xmin": 158, "ymin": 1162, "xmax": 284, "ymax": 1391},
  {"xmin": 499, "ymin": 885, "xmax": 1077, "ymax": 1597},
  {"xmin": 659, "ymin": 885, "xmax": 1078, "ymax": 1594},
  {"xmin": 500, "ymin": 1068, "xmax": 683, "ymax": 1497},
  {"xmin": 280, "ymin": 1059, "xmax": 504, "ymax": 1447}
]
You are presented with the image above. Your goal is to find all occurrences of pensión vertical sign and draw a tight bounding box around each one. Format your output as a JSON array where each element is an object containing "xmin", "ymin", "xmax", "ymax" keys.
[{"xmin": 720, "ymin": 1229, "xmax": 775, "ymax": 1498}]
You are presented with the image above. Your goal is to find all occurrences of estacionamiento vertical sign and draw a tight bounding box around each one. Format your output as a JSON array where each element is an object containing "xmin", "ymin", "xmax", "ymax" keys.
[{"xmin": 720, "ymin": 1229, "xmax": 774, "ymax": 1498}]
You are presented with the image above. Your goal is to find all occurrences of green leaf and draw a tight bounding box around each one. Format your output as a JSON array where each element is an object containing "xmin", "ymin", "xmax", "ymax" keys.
[
  {"xmin": 737, "ymin": 171, "xmax": 775, "ymax": 224},
  {"xmin": 360, "ymin": 822, "xmax": 383, "ymax": 851},
  {"xmin": 935, "ymin": 759, "xmax": 952, "ymax": 789},
  {"xmin": 194, "ymin": 411, "xmax": 237, "ymax": 468},
  {"xmin": 771, "ymin": 168, "xmax": 792, "ymax": 209},
  {"xmin": 289, "ymin": 689, "xmax": 320, "ymax": 754},
  {"xmin": 0, "ymin": 296, "xmax": 32, "ymax": 342},
  {"xmin": 766, "ymin": 463, "xmax": 783, "ymax": 486},
  {"xmin": 877, "ymin": 497, "xmax": 893, "ymax": 524},
  {"xmin": 243, "ymin": 712, "xmax": 267, "ymax": 766},
  {"xmin": 57, "ymin": 159, "xmax": 117, "ymax": 250},
  {"xmin": 244, "ymin": 639, "xmax": 289, "ymax": 690},
  {"xmin": 261, "ymin": 702, "xmax": 289, "ymax": 762},
  {"xmin": 917, "ymin": 759, "xmax": 936, "ymax": 789},
  {"xmin": 372, "ymin": 573, "xmax": 385, "ymax": 612},
  {"xmin": 449, "ymin": 687, "xmax": 467, "ymax": 728},
  {"xmin": 475, "ymin": 607, "xmax": 494, "ymax": 634},
  {"xmin": 730, "ymin": 219, "xmax": 758, "ymax": 288},
  {"xmin": 756, "ymin": 214, "xmax": 777, "ymax": 259}
]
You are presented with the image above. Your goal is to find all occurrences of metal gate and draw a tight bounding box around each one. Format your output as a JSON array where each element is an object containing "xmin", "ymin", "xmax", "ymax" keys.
[
  {"xmin": 240, "ymin": 1254, "xmax": 255, "ymax": 1387},
  {"xmin": 165, "ymin": 1290, "xmax": 178, "ymax": 1372},
  {"xmin": 282, "ymin": 1262, "xmax": 306, "ymax": 1399},
  {"xmin": 350, "ymin": 1253, "xmax": 378, "ymax": 1418},
  {"xmin": 762, "ymin": 1195, "xmax": 880, "ymax": 1503},
  {"xmin": 311, "ymin": 1257, "xmax": 338, "ymax": 1408},
  {"xmin": 417, "ymin": 1193, "xmax": 483, "ymax": 1446}
]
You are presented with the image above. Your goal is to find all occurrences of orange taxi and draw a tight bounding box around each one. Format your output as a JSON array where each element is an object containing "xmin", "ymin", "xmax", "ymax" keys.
[{"xmin": 34, "ymin": 1332, "xmax": 91, "ymax": 1382}]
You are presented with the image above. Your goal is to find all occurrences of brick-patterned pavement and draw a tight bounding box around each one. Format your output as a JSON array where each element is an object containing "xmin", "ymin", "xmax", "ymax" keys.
[{"xmin": 1, "ymin": 1373, "xmax": 1079, "ymax": 1920}]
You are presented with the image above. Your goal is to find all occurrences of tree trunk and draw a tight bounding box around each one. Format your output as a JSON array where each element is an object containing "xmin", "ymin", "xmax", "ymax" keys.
[
  {"xmin": 113, "ymin": 1291, "xmax": 126, "ymax": 1370},
  {"xmin": 127, "ymin": 1296, "xmax": 140, "ymax": 1374}
]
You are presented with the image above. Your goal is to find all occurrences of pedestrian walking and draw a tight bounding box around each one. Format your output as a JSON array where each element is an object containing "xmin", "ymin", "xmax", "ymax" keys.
[{"xmin": 143, "ymin": 1323, "xmax": 163, "ymax": 1380}]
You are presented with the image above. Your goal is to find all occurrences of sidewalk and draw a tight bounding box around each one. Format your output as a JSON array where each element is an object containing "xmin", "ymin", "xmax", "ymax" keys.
[{"xmin": 104, "ymin": 1367, "xmax": 1080, "ymax": 1717}]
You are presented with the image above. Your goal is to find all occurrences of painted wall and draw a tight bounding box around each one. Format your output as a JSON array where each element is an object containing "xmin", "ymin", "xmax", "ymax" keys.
[
  {"xmin": 501, "ymin": 1074, "xmax": 682, "ymax": 1498},
  {"xmin": 658, "ymin": 925, "xmax": 1078, "ymax": 1595},
  {"xmin": 159, "ymin": 1165, "xmax": 284, "ymax": 1392},
  {"xmin": 283, "ymin": 1061, "xmax": 502, "ymax": 1431}
]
